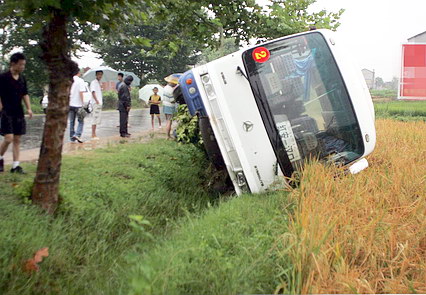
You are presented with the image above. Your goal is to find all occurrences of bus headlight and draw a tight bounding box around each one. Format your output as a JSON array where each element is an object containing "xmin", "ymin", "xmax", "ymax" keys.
[
  {"xmin": 236, "ymin": 172, "xmax": 247, "ymax": 187},
  {"xmin": 201, "ymin": 74, "xmax": 217, "ymax": 99}
]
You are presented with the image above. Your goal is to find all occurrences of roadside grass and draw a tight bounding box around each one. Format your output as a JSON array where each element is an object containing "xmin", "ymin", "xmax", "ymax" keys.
[
  {"xmin": 280, "ymin": 119, "xmax": 426, "ymax": 293},
  {"xmin": 129, "ymin": 192, "xmax": 295, "ymax": 295},
  {"xmin": 0, "ymin": 139, "xmax": 217, "ymax": 295},
  {"xmin": 374, "ymin": 100, "xmax": 426, "ymax": 121}
]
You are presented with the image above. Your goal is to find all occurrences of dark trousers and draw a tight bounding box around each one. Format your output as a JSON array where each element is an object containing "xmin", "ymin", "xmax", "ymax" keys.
[{"xmin": 119, "ymin": 109, "xmax": 129, "ymax": 136}]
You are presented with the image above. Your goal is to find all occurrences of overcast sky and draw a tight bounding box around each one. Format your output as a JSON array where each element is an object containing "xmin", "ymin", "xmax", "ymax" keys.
[
  {"xmin": 308, "ymin": 0, "xmax": 426, "ymax": 81},
  {"xmin": 77, "ymin": 0, "xmax": 426, "ymax": 82}
]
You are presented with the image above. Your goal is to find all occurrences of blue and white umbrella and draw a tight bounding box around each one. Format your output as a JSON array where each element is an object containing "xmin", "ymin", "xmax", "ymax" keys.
[{"xmin": 82, "ymin": 66, "xmax": 118, "ymax": 82}]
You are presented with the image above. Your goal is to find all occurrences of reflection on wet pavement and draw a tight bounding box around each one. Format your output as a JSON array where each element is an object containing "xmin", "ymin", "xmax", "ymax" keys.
[{"xmin": 1, "ymin": 108, "xmax": 163, "ymax": 161}]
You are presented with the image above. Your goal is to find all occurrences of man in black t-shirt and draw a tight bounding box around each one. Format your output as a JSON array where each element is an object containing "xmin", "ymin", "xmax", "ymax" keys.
[{"xmin": 0, "ymin": 52, "xmax": 33, "ymax": 174}]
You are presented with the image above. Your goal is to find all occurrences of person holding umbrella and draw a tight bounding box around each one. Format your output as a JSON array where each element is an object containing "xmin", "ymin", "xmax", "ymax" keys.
[{"xmin": 148, "ymin": 87, "xmax": 162, "ymax": 130}]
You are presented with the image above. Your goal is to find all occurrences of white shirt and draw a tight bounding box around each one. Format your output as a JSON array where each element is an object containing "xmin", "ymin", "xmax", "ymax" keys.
[
  {"xmin": 90, "ymin": 79, "xmax": 103, "ymax": 105},
  {"xmin": 69, "ymin": 75, "xmax": 86, "ymax": 107},
  {"xmin": 162, "ymin": 84, "xmax": 176, "ymax": 107}
]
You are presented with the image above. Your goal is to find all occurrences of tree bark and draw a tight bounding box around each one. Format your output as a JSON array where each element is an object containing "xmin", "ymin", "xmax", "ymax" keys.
[{"xmin": 32, "ymin": 10, "xmax": 78, "ymax": 214}]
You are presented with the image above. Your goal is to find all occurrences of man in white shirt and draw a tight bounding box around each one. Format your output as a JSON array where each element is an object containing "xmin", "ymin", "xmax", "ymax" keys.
[
  {"xmin": 69, "ymin": 69, "xmax": 86, "ymax": 143},
  {"xmin": 90, "ymin": 70, "xmax": 103, "ymax": 140}
]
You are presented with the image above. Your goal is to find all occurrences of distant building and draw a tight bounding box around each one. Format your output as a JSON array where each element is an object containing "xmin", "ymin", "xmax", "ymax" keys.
[
  {"xmin": 362, "ymin": 68, "xmax": 375, "ymax": 89},
  {"xmin": 407, "ymin": 31, "xmax": 426, "ymax": 43},
  {"xmin": 399, "ymin": 31, "xmax": 426, "ymax": 100}
]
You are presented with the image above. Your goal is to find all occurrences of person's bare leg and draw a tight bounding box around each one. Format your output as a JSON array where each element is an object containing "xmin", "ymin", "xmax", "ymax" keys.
[
  {"xmin": 0, "ymin": 134, "xmax": 13, "ymax": 156},
  {"xmin": 92, "ymin": 125, "xmax": 97, "ymax": 138},
  {"xmin": 12, "ymin": 135, "xmax": 20, "ymax": 162},
  {"xmin": 165, "ymin": 114, "xmax": 172, "ymax": 139},
  {"xmin": 157, "ymin": 115, "xmax": 161, "ymax": 128},
  {"xmin": 151, "ymin": 114, "xmax": 154, "ymax": 130}
]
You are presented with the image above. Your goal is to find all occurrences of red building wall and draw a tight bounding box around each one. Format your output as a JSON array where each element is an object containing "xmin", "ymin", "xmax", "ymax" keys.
[
  {"xmin": 400, "ymin": 44, "xmax": 426, "ymax": 100},
  {"xmin": 101, "ymin": 81, "xmax": 117, "ymax": 92}
]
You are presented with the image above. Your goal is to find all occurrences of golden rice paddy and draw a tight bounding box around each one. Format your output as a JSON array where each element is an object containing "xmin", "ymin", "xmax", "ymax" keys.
[{"xmin": 282, "ymin": 119, "xmax": 426, "ymax": 293}]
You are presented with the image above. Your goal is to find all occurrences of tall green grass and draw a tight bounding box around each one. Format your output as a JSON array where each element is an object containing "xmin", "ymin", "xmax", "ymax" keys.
[
  {"xmin": 374, "ymin": 100, "xmax": 426, "ymax": 121},
  {"xmin": 0, "ymin": 140, "xmax": 216, "ymax": 295},
  {"xmin": 129, "ymin": 192, "xmax": 294, "ymax": 295}
]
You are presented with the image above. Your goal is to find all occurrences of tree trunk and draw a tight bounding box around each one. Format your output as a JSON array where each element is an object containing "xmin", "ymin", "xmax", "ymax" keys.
[{"xmin": 32, "ymin": 10, "xmax": 78, "ymax": 214}]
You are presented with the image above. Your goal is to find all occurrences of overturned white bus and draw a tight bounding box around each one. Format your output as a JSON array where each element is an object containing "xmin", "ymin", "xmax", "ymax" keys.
[{"xmin": 179, "ymin": 29, "xmax": 376, "ymax": 194}]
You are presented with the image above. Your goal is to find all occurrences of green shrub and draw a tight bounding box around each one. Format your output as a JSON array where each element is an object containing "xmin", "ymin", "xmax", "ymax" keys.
[
  {"xmin": 175, "ymin": 104, "xmax": 202, "ymax": 148},
  {"xmin": 103, "ymin": 88, "xmax": 147, "ymax": 110},
  {"xmin": 30, "ymin": 97, "xmax": 44, "ymax": 114}
]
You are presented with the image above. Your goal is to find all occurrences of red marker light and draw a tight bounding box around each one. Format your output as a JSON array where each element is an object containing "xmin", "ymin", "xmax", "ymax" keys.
[{"xmin": 186, "ymin": 78, "xmax": 193, "ymax": 85}]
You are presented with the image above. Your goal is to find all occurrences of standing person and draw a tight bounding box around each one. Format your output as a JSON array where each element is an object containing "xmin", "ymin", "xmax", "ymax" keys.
[
  {"xmin": 0, "ymin": 52, "xmax": 33, "ymax": 173},
  {"xmin": 163, "ymin": 75, "xmax": 179, "ymax": 139},
  {"xmin": 116, "ymin": 72, "xmax": 124, "ymax": 91},
  {"xmin": 68, "ymin": 69, "xmax": 86, "ymax": 143},
  {"xmin": 118, "ymin": 75, "xmax": 133, "ymax": 137},
  {"xmin": 115, "ymin": 73, "xmax": 124, "ymax": 127},
  {"xmin": 90, "ymin": 70, "xmax": 103, "ymax": 140},
  {"xmin": 148, "ymin": 87, "xmax": 162, "ymax": 130}
]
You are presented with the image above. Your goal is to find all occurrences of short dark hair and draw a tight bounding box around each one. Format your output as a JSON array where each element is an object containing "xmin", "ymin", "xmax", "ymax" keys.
[
  {"xmin": 72, "ymin": 67, "xmax": 80, "ymax": 76},
  {"xmin": 96, "ymin": 70, "xmax": 103, "ymax": 75},
  {"xmin": 118, "ymin": 73, "xmax": 124, "ymax": 78},
  {"xmin": 10, "ymin": 52, "xmax": 26, "ymax": 64},
  {"xmin": 153, "ymin": 87, "xmax": 158, "ymax": 90}
]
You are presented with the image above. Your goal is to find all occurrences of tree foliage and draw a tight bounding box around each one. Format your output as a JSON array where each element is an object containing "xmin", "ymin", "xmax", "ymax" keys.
[
  {"xmin": 93, "ymin": 23, "xmax": 200, "ymax": 84},
  {"xmin": 255, "ymin": 0, "xmax": 344, "ymax": 42},
  {"xmin": 198, "ymin": 37, "xmax": 240, "ymax": 64}
]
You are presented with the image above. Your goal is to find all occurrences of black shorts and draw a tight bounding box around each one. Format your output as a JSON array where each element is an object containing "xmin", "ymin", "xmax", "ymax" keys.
[
  {"xmin": 0, "ymin": 112, "xmax": 26, "ymax": 136},
  {"xmin": 150, "ymin": 104, "xmax": 160, "ymax": 115}
]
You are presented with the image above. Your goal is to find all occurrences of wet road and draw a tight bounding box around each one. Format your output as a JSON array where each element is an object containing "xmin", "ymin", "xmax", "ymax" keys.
[{"xmin": 1, "ymin": 108, "xmax": 162, "ymax": 158}]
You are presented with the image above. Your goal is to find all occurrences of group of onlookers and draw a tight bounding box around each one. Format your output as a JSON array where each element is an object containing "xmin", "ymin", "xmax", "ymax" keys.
[
  {"xmin": 68, "ymin": 68, "xmax": 104, "ymax": 143},
  {"xmin": 69, "ymin": 71, "xmax": 180, "ymax": 141},
  {"xmin": 0, "ymin": 51, "xmax": 181, "ymax": 174}
]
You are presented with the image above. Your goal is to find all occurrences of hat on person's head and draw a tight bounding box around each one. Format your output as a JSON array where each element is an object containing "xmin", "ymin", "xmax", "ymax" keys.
[{"xmin": 164, "ymin": 73, "xmax": 182, "ymax": 85}]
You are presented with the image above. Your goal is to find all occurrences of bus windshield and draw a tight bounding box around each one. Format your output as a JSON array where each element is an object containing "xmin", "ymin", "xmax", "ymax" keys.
[{"xmin": 243, "ymin": 32, "xmax": 364, "ymax": 176}]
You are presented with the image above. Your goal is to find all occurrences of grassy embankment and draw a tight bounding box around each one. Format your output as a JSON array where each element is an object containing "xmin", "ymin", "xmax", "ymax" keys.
[
  {"xmin": 0, "ymin": 139, "xmax": 294, "ymax": 295},
  {"xmin": 1, "ymin": 103, "xmax": 425, "ymax": 294},
  {"xmin": 0, "ymin": 140, "xmax": 218, "ymax": 294}
]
